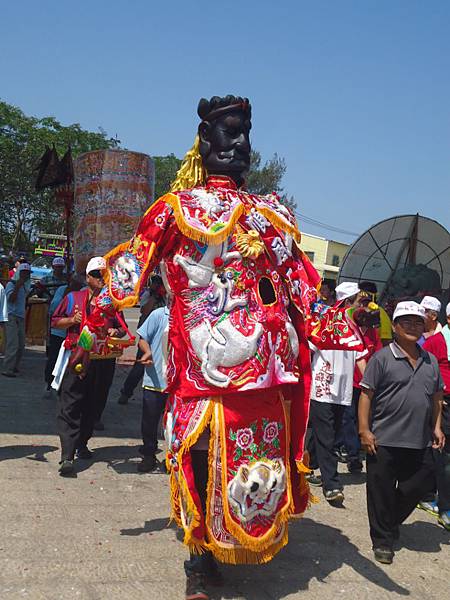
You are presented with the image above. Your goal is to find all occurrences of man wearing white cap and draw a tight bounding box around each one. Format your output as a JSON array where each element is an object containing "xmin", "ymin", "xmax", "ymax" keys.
[
  {"xmin": 419, "ymin": 296, "xmax": 442, "ymax": 345},
  {"xmin": 309, "ymin": 282, "xmax": 367, "ymax": 504},
  {"xmin": 52, "ymin": 257, "xmax": 126, "ymax": 476},
  {"xmin": 2, "ymin": 263, "xmax": 31, "ymax": 377},
  {"xmin": 40, "ymin": 256, "xmax": 67, "ymax": 299},
  {"xmin": 359, "ymin": 301, "xmax": 445, "ymax": 564}
]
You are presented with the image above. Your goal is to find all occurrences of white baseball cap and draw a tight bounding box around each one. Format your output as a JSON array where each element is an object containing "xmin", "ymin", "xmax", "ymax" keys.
[
  {"xmin": 52, "ymin": 257, "xmax": 65, "ymax": 267},
  {"xmin": 420, "ymin": 296, "xmax": 441, "ymax": 313},
  {"xmin": 393, "ymin": 301, "xmax": 425, "ymax": 322},
  {"xmin": 18, "ymin": 262, "xmax": 31, "ymax": 272},
  {"xmin": 86, "ymin": 256, "xmax": 106, "ymax": 274},
  {"xmin": 335, "ymin": 281, "xmax": 360, "ymax": 301}
]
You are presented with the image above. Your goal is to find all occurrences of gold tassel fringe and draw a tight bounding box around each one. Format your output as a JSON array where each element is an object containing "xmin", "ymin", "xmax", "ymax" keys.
[{"xmin": 170, "ymin": 136, "xmax": 207, "ymax": 192}]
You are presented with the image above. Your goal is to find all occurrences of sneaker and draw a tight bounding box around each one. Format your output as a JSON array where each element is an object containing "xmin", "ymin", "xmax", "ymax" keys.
[
  {"xmin": 137, "ymin": 455, "xmax": 157, "ymax": 473},
  {"xmin": 417, "ymin": 500, "xmax": 439, "ymax": 517},
  {"xmin": 348, "ymin": 460, "xmax": 363, "ymax": 473},
  {"xmin": 335, "ymin": 446, "xmax": 349, "ymax": 463},
  {"xmin": 438, "ymin": 510, "xmax": 450, "ymax": 531},
  {"xmin": 185, "ymin": 573, "xmax": 209, "ymax": 600},
  {"xmin": 94, "ymin": 420, "xmax": 105, "ymax": 431},
  {"xmin": 2, "ymin": 371, "xmax": 16, "ymax": 378},
  {"xmin": 75, "ymin": 446, "xmax": 94, "ymax": 460},
  {"xmin": 118, "ymin": 393, "xmax": 129, "ymax": 405},
  {"xmin": 58, "ymin": 459, "xmax": 75, "ymax": 476},
  {"xmin": 305, "ymin": 472, "xmax": 323, "ymax": 487},
  {"xmin": 324, "ymin": 489, "xmax": 345, "ymax": 504},
  {"xmin": 373, "ymin": 547, "xmax": 394, "ymax": 564}
]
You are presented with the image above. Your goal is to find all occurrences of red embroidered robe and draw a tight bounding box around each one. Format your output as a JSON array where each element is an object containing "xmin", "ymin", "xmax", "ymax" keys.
[{"xmin": 105, "ymin": 175, "xmax": 363, "ymax": 563}]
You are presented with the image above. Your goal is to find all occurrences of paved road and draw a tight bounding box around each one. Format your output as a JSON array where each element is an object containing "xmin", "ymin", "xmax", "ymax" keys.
[{"xmin": 0, "ymin": 332, "xmax": 448, "ymax": 599}]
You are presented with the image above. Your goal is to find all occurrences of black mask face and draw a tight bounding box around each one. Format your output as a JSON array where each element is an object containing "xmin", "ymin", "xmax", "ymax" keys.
[{"xmin": 198, "ymin": 108, "xmax": 251, "ymax": 187}]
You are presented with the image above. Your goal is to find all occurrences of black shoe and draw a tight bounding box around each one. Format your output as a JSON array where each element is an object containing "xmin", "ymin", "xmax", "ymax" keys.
[
  {"xmin": 94, "ymin": 420, "xmax": 105, "ymax": 431},
  {"xmin": 373, "ymin": 548, "xmax": 394, "ymax": 564},
  {"xmin": 2, "ymin": 371, "xmax": 16, "ymax": 378},
  {"xmin": 306, "ymin": 472, "xmax": 323, "ymax": 487},
  {"xmin": 118, "ymin": 394, "xmax": 129, "ymax": 405},
  {"xmin": 324, "ymin": 489, "xmax": 345, "ymax": 504},
  {"xmin": 58, "ymin": 459, "xmax": 75, "ymax": 476},
  {"xmin": 348, "ymin": 460, "xmax": 363, "ymax": 473},
  {"xmin": 137, "ymin": 455, "xmax": 157, "ymax": 473},
  {"xmin": 335, "ymin": 446, "xmax": 349, "ymax": 463},
  {"xmin": 185, "ymin": 573, "xmax": 209, "ymax": 600},
  {"xmin": 76, "ymin": 446, "xmax": 93, "ymax": 459},
  {"xmin": 205, "ymin": 562, "xmax": 224, "ymax": 587}
]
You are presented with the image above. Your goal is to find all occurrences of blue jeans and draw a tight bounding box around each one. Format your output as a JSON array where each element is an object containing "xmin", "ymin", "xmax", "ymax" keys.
[
  {"xmin": 141, "ymin": 388, "xmax": 167, "ymax": 456},
  {"xmin": 335, "ymin": 387, "xmax": 361, "ymax": 463}
]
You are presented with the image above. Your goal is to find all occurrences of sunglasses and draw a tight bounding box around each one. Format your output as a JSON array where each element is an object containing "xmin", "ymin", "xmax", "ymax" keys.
[{"xmin": 88, "ymin": 269, "xmax": 103, "ymax": 279}]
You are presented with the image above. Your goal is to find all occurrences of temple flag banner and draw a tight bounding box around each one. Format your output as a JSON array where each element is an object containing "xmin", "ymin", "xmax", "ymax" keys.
[{"xmin": 73, "ymin": 150, "xmax": 154, "ymax": 273}]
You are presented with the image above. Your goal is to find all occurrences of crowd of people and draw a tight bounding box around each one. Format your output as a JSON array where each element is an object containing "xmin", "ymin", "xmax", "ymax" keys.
[
  {"xmin": 2, "ymin": 258, "xmax": 448, "ymax": 561},
  {"xmin": 306, "ymin": 281, "xmax": 449, "ymax": 564},
  {"xmin": 1, "ymin": 95, "xmax": 449, "ymax": 600}
]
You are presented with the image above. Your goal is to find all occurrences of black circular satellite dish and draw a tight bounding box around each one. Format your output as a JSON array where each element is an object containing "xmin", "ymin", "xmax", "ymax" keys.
[{"xmin": 338, "ymin": 214, "xmax": 450, "ymax": 301}]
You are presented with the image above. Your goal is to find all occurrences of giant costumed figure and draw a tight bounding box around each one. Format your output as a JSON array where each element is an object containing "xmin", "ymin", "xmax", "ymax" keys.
[{"xmin": 101, "ymin": 96, "xmax": 364, "ymax": 599}]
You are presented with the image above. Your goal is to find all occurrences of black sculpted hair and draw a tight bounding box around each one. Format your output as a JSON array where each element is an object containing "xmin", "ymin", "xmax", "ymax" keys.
[{"xmin": 197, "ymin": 95, "xmax": 252, "ymax": 121}]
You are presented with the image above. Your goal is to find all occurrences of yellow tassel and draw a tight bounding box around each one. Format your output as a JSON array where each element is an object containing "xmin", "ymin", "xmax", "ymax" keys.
[
  {"xmin": 163, "ymin": 193, "xmax": 245, "ymax": 246},
  {"xmin": 206, "ymin": 525, "xmax": 289, "ymax": 565},
  {"xmin": 257, "ymin": 206, "xmax": 301, "ymax": 243},
  {"xmin": 171, "ymin": 400, "xmax": 214, "ymax": 551},
  {"xmin": 170, "ymin": 136, "xmax": 207, "ymax": 192}
]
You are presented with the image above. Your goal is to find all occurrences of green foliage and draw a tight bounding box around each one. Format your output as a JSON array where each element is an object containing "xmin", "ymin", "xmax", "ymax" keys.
[
  {"xmin": 153, "ymin": 154, "xmax": 181, "ymax": 200},
  {"xmin": 246, "ymin": 150, "xmax": 296, "ymax": 212},
  {"xmin": 0, "ymin": 100, "xmax": 118, "ymax": 251}
]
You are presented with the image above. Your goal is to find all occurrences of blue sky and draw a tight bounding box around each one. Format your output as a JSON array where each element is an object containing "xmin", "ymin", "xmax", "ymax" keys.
[{"xmin": 1, "ymin": 0, "xmax": 450, "ymax": 243}]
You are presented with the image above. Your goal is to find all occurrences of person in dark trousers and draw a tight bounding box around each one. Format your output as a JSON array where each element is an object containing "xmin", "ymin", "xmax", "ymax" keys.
[
  {"xmin": 117, "ymin": 276, "xmax": 165, "ymax": 405},
  {"xmin": 359, "ymin": 301, "xmax": 445, "ymax": 565},
  {"xmin": 53, "ymin": 257, "xmax": 126, "ymax": 476},
  {"xmin": 44, "ymin": 275, "xmax": 85, "ymax": 395},
  {"xmin": 309, "ymin": 282, "xmax": 367, "ymax": 505},
  {"xmin": 136, "ymin": 303, "xmax": 169, "ymax": 472},
  {"xmin": 420, "ymin": 301, "xmax": 450, "ymax": 530}
]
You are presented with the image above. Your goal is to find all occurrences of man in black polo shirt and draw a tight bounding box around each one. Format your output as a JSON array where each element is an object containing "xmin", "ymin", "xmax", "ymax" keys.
[{"xmin": 358, "ymin": 301, "xmax": 445, "ymax": 565}]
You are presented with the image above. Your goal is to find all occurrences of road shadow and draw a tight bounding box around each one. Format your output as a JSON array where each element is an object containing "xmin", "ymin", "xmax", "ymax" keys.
[
  {"xmin": 399, "ymin": 520, "xmax": 450, "ymax": 552},
  {"xmin": 120, "ymin": 516, "xmax": 410, "ymax": 598},
  {"xmin": 0, "ymin": 444, "xmax": 58, "ymax": 462},
  {"xmin": 120, "ymin": 517, "xmax": 176, "ymax": 536},
  {"xmin": 73, "ymin": 444, "xmax": 165, "ymax": 475}
]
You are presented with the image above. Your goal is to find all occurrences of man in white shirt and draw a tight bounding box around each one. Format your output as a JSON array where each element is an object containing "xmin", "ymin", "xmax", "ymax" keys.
[{"xmin": 309, "ymin": 282, "xmax": 367, "ymax": 504}]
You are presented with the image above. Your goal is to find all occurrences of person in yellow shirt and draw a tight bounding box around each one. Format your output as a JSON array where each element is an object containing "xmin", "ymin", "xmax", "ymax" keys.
[{"xmin": 360, "ymin": 281, "xmax": 392, "ymax": 346}]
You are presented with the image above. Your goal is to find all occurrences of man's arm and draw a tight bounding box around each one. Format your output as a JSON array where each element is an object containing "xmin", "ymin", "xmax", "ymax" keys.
[
  {"xmin": 8, "ymin": 280, "xmax": 23, "ymax": 303},
  {"xmin": 432, "ymin": 390, "xmax": 445, "ymax": 450},
  {"xmin": 137, "ymin": 337, "xmax": 153, "ymax": 365},
  {"xmin": 52, "ymin": 295, "xmax": 82, "ymax": 330},
  {"xmin": 356, "ymin": 358, "xmax": 367, "ymax": 378},
  {"xmin": 358, "ymin": 388, "xmax": 377, "ymax": 454}
]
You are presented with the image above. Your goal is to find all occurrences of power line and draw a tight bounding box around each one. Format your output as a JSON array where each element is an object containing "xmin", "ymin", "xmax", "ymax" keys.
[{"xmin": 294, "ymin": 211, "xmax": 359, "ymax": 238}]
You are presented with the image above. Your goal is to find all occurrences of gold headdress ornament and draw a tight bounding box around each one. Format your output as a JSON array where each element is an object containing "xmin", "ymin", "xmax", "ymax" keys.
[{"xmin": 170, "ymin": 136, "xmax": 207, "ymax": 192}]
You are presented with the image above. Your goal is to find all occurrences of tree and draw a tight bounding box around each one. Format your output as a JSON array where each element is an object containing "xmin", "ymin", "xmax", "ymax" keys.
[
  {"xmin": 153, "ymin": 154, "xmax": 181, "ymax": 200},
  {"xmin": 246, "ymin": 151, "xmax": 296, "ymax": 212},
  {"xmin": 0, "ymin": 100, "xmax": 118, "ymax": 251}
]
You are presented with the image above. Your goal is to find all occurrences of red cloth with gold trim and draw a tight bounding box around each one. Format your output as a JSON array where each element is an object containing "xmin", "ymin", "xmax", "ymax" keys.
[{"xmin": 105, "ymin": 176, "xmax": 364, "ymax": 564}]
